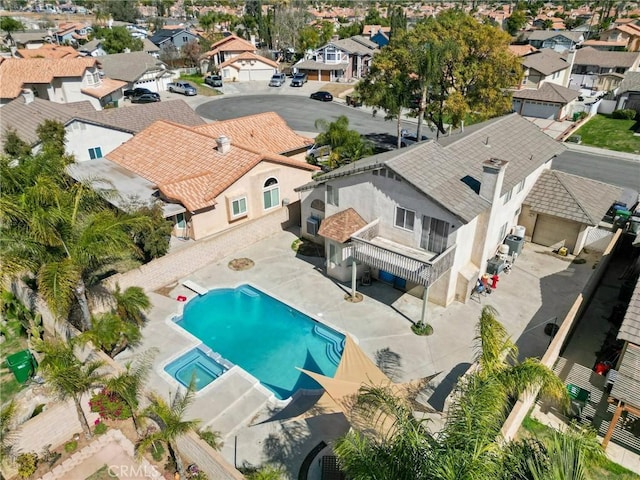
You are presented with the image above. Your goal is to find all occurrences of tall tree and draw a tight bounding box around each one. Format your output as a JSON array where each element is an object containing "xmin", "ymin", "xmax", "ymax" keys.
[
  {"xmin": 137, "ymin": 382, "xmax": 200, "ymax": 479},
  {"xmin": 39, "ymin": 339, "xmax": 105, "ymax": 438},
  {"xmin": 506, "ymin": 9, "xmax": 528, "ymax": 35},
  {"xmin": 93, "ymin": 26, "xmax": 144, "ymax": 54},
  {"xmin": 0, "ymin": 17, "xmax": 24, "ymax": 43},
  {"xmin": 314, "ymin": 116, "xmax": 373, "ymax": 168},
  {"xmin": 181, "ymin": 40, "xmax": 201, "ymax": 68}
]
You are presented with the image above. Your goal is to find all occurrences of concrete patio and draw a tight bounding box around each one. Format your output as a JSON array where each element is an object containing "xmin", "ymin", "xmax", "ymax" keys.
[{"xmin": 117, "ymin": 228, "xmax": 601, "ymax": 478}]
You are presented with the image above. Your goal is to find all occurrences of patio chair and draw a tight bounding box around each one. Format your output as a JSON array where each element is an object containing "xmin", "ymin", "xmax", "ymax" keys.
[{"xmin": 567, "ymin": 383, "xmax": 590, "ymax": 419}]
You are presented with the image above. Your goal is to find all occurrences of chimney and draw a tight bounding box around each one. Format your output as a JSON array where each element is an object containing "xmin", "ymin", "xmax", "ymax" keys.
[
  {"xmin": 216, "ymin": 135, "xmax": 231, "ymax": 154},
  {"xmin": 479, "ymin": 158, "xmax": 508, "ymax": 203},
  {"xmin": 21, "ymin": 89, "xmax": 35, "ymax": 104}
]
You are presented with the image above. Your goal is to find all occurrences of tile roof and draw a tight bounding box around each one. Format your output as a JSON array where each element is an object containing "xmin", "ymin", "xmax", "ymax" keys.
[
  {"xmin": 524, "ymin": 170, "xmax": 622, "ymax": 224},
  {"xmin": 295, "ymin": 59, "xmax": 349, "ymax": 71},
  {"xmin": 106, "ymin": 121, "xmax": 317, "ymax": 212},
  {"xmin": 318, "ymin": 208, "xmax": 367, "ymax": 243},
  {"xmin": 362, "ymin": 25, "xmax": 391, "ymax": 35},
  {"xmin": 582, "ymin": 39, "xmax": 628, "ymax": 47},
  {"xmin": 616, "ymin": 24, "xmax": 640, "ymax": 37},
  {"xmin": 617, "ymin": 71, "xmax": 640, "ymax": 94},
  {"xmin": 204, "ymin": 35, "xmax": 256, "ymax": 56},
  {"xmin": 574, "ymin": 46, "xmax": 640, "ymax": 68},
  {"xmin": 522, "ymin": 48, "xmax": 570, "ymax": 75},
  {"xmin": 149, "ymin": 28, "xmax": 190, "ymax": 45},
  {"xmin": 0, "ymin": 57, "xmax": 97, "ymax": 99},
  {"xmin": 329, "ymin": 37, "xmax": 378, "ymax": 55},
  {"xmin": 512, "ymin": 82, "xmax": 580, "ymax": 103},
  {"xmin": 526, "ymin": 30, "xmax": 583, "ymax": 42},
  {"xmin": 218, "ymin": 51, "xmax": 278, "ymax": 69},
  {"xmin": 16, "ymin": 44, "xmax": 80, "ymax": 59},
  {"xmin": 142, "ymin": 38, "xmax": 160, "ymax": 52},
  {"xmin": 619, "ymin": 277, "xmax": 640, "ymax": 346},
  {"xmin": 97, "ymin": 52, "xmax": 167, "ymax": 83},
  {"xmin": 303, "ymin": 114, "xmax": 565, "ymax": 223},
  {"xmin": 509, "ymin": 45, "xmax": 538, "ymax": 56},
  {"xmin": 81, "ymin": 77, "xmax": 127, "ymax": 98},
  {"xmin": 194, "ymin": 112, "xmax": 312, "ymax": 154}
]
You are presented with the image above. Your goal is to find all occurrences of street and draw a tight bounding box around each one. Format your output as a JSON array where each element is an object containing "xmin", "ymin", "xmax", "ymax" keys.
[{"xmin": 553, "ymin": 150, "xmax": 640, "ymax": 192}]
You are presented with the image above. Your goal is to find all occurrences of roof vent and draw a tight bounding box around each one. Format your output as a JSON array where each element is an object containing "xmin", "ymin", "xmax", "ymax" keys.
[
  {"xmin": 484, "ymin": 136, "xmax": 491, "ymax": 147},
  {"xmin": 21, "ymin": 89, "xmax": 35, "ymax": 105},
  {"xmin": 216, "ymin": 135, "xmax": 231, "ymax": 154}
]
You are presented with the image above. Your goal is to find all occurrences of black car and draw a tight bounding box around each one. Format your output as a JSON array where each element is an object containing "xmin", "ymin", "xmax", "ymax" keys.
[
  {"xmin": 290, "ymin": 73, "xmax": 308, "ymax": 87},
  {"xmin": 124, "ymin": 87, "xmax": 159, "ymax": 99},
  {"xmin": 131, "ymin": 93, "xmax": 161, "ymax": 104},
  {"xmin": 204, "ymin": 75, "xmax": 223, "ymax": 87},
  {"xmin": 310, "ymin": 91, "xmax": 333, "ymax": 102}
]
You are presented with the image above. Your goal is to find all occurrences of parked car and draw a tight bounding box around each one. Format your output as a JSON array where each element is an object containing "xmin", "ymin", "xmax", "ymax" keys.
[
  {"xmin": 204, "ymin": 75, "xmax": 223, "ymax": 87},
  {"xmin": 131, "ymin": 93, "xmax": 161, "ymax": 104},
  {"xmin": 306, "ymin": 143, "xmax": 331, "ymax": 160},
  {"xmin": 167, "ymin": 81, "xmax": 197, "ymax": 96},
  {"xmin": 269, "ymin": 73, "xmax": 286, "ymax": 87},
  {"xmin": 290, "ymin": 73, "xmax": 308, "ymax": 87},
  {"xmin": 399, "ymin": 130, "xmax": 428, "ymax": 148},
  {"xmin": 124, "ymin": 87, "xmax": 159, "ymax": 99},
  {"xmin": 310, "ymin": 91, "xmax": 333, "ymax": 102}
]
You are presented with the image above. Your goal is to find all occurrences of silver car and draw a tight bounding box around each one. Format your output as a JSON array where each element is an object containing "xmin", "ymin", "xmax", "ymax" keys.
[{"xmin": 269, "ymin": 73, "xmax": 286, "ymax": 87}]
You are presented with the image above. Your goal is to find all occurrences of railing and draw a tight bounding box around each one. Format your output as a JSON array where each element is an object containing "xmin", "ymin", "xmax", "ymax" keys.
[{"xmin": 351, "ymin": 237, "xmax": 456, "ymax": 287}]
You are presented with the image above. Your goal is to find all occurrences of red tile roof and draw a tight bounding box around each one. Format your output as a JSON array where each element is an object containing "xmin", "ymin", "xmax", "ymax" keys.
[
  {"xmin": 16, "ymin": 44, "xmax": 80, "ymax": 59},
  {"xmin": 203, "ymin": 34, "xmax": 255, "ymax": 56},
  {"xmin": 318, "ymin": 208, "xmax": 367, "ymax": 243},
  {"xmin": 81, "ymin": 78, "xmax": 127, "ymax": 99},
  {"xmin": 106, "ymin": 120, "xmax": 318, "ymax": 211},
  {"xmin": 218, "ymin": 51, "xmax": 278, "ymax": 69}
]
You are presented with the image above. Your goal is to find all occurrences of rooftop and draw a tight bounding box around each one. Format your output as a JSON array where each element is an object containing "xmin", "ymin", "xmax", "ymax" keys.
[
  {"xmin": 573, "ymin": 47, "xmax": 640, "ymax": 68},
  {"xmin": 97, "ymin": 52, "xmax": 168, "ymax": 83},
  {"xmin": 318, "ymin": 208, "xmax": 367, "ymax": 243},
  {"xmin": 522, "ymin": 48, "xmax": 570, "ymax": 75},
  {"xmin": 512, "ymin": 82, "xmax": 581, "ymax": 103}
]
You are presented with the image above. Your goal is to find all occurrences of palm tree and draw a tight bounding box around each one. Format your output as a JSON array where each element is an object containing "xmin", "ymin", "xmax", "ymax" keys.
[
  {"xmin": 137, "ymin": 382, "xmax": 200, "ymax": 478},
  {"xmin": 106, "ymin": 349, "xmax": 157, "ymax": 435},
  {"xmin": 80, "ymin": 312, "xmax": 142, "ymax": 358},
  {"xmin": 39, "ymin": 339, "xmax": 105, "ymax": 438},
  {"xmin": 112, "ymin": 284, "xmax": 151, "ymax": 327},
  {"xmin": 0, "ymin": 401, "xmax": 18, "ymax": 463}
]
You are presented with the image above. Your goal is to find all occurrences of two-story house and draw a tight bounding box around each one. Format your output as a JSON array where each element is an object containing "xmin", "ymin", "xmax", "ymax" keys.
[
  {"xmin": 0, "ymin": 57, "xmax": 126, "ymax": 109},
  {"xmin": 296, "ymin": 114, "xmax": 565, "ymax": 320},
  {"xmin": 524, "ymin": 31, "xmax": 584, "ymax": 52},
  {"xmin": 512, "ymin": 49, "xmax": 580, "ymax": 120},
  {"xmin": 294, "ymin": 36, "xmax": 377, "ymax": 82},
  {"xmin": 16, "ymin": 44, "xmax": 80, "ymax": 59},
  {"xmin": 149, "ymin": 27, "xmax": 200, "ymax": 55},
  {"xmin": 199, "ymin": 34, "xmax": 278, "ymax": 82},
  {"xmin": 55, "ymin": 22, "xmax": 92, "ymax": 45},
  {"xmin": 599, "ymin": 23, "xmax": 640, "ymax": 51},
  {"xmin": 570, "ymin": 47, "xmax": 640, "ymax": 91}
]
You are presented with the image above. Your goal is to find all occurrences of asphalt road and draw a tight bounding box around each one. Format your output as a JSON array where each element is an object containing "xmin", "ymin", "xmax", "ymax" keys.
[
  {"xmin": 195, "ymin": 94, "xmax": 416, "ymax": 146},
  {"xmin": 553, "ymin": 150, "xmax": 640, "ymax": 192},
  {"xmin": 196, "ymin": 95, "xmax": 639, "ymax": 193}
]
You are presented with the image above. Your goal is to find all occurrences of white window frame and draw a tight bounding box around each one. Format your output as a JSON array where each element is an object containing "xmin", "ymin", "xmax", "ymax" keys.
[
  {"xmin": 262, "ymin": 177, "xmax": 280, "ymax": 210},
  {"xmin": 503, "ymin": 188, "xmax": 513, "ymax": 205},
  {"xmin": 395, "ymin": 206, "xmax": 415, "ymax": 231},
  {"xmin": 326, "ymin": 184, "xmax": 339, "ymax": 206},
  {"xmin": 231, "ymin": 196, "xmax": 248, "ymax": 219},
  {"xmin": 498, "ymin": 222, "xmax": 508, "ymax": 243},
  {"xmin": 88, "ymin": 146, "xmax": 102, "ymax": 159},
  {"xmin": 516, "ymin": 179, "xmax": 525, "ymax": 193}
]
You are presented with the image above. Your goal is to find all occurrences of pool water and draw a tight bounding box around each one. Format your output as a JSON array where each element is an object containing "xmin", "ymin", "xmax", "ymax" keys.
[
  {"xmin": 175, "ymin": 285, "xmax": 344, "ymax": 399},
  {"xmin": 164, "ymin": 347, "xmax": 227, "ymax": 391}
]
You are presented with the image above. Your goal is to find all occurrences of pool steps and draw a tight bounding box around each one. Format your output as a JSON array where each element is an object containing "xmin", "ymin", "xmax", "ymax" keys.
[
  {"xmin": 196, "ymin": 344, "xmax": 235, "ymax": 370},
  {"xmin": 313, "ymin": 324, "xmax": 345, "ymax": 366},
  {"xmin": 238, "ymin": 285, "xmax": 259, "ymax": 297}
]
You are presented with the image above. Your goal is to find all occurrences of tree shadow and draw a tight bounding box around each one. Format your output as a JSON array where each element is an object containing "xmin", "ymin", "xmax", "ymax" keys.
[
  {"xmin": 425, "ymin": 362, "xmax": 471, "ymax": 412},
  {"xmin": 375, "ymin": 347, "xmax": 402, "ymax": 381}
]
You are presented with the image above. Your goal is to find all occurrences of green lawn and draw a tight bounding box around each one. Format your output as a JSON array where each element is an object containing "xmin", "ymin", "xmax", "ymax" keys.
[
  {"xmin": 520, "ymin": 416, "xmax": 640, "ymax": 479},
  {"xmin": 179, "ymin": 73, "xmax": 222, "ymax": 97},
  {"xmin": 574, "ymin": 114, "xmax": 640, "ymax": 154}
]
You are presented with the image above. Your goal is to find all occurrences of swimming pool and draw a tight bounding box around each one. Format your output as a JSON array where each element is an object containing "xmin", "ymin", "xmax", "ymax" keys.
[{"xmin": 174, "ymin": 284, "xmax": 344, "ymax": 399}]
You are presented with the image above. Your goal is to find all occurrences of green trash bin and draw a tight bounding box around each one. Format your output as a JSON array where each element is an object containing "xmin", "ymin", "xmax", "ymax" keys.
[{"xmin": 5, "ymin": 350, "xmax": 37, "ymax": 384}]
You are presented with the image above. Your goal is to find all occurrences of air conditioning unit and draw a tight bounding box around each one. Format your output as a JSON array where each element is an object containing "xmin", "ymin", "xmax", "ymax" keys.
[{"xmin": 307, "ymin": 217, "xmax": 320, "ymax": 236}]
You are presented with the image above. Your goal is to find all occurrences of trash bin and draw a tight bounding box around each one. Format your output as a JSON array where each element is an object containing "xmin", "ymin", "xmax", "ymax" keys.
[{"xmin": 5, "ymin": 350, "xmax": 37, "ymax": 384}]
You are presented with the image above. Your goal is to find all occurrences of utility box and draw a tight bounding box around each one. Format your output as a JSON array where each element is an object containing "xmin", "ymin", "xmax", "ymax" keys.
[
  {"xmin": 504, "ymin": 234, "xmax": 524, "ymax": 256},
  {"xmin": 5, "ymin": 350, "xmax": 37, "ymax": 384}
]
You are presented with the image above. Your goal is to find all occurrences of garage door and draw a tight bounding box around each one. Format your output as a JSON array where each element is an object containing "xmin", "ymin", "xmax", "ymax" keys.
[
  {"xmin": 521, "ymin": 101, "xmax": 558, "ymax": 119},
  {"xmin": 306, "ymin": 70, "xmax": 319, "ymax": 81},
  {"xmin": 320, "ymin": 70, "xmax": 330, "ymax": 81},
  {"xmin": 532, "ymin": 215, "xmax": 581, "ymax": 252}
]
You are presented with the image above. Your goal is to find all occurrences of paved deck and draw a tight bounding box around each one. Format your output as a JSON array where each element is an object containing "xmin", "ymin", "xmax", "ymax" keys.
[{"xmin": 115, "ymin": 227, "xmax": 603, "ymax": 478}]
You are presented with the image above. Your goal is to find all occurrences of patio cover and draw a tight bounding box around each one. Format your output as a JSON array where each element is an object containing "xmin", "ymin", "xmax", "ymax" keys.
[{"xmin": 294, "ymin": 335, "xmax": 439, "ymax": 435}]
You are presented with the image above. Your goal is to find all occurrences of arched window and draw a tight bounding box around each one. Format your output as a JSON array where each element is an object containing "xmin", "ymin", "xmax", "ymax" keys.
[{"xmin": 263, "ymin": 177, "xmax": 280, "ymax": 210}]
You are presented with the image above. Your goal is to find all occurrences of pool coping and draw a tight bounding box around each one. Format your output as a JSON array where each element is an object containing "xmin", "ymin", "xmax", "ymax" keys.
[{"xmin": 161, "ymin": 281, "xmax": 354, "ymax": 405}]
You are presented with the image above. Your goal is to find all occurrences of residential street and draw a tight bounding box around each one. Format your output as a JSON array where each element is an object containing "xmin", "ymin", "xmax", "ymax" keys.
[{"xmin": 553, "ymin": 150, "xmax": 640, "ymax": 192}]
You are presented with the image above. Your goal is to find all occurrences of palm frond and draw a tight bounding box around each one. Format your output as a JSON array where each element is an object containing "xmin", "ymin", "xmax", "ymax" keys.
[{"xmin": 474, "ymin": 306, "xmax": 518, "ymax": 376}]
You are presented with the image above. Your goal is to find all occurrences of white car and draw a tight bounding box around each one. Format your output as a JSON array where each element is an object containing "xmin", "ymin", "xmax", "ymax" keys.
[{"xmin": 306, "ymin": 143, "xmax": 331, "ymax": 160}]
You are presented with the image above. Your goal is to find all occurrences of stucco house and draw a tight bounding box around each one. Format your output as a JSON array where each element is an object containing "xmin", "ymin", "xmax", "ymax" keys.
[
  {"xmin": 149, "ymin": 28, "xmax": 200, "ymax": 55},
  {"xmin": 4, "ymin": 30, "xmax": 54, "ymax": 49},
  {"xmin": 54, "ymin": 23, "xmax": 92, "ymax": 45},
  {"xmin": 519, "ymin": 170, "xmax": 622, "ymax": 255},
  {"xmin": 600, "ymin": 23, "xmax": 640, "ymax": 52},
  {"xmin": 102, "ymin": 119, "xmax": 318, "ymax": 239},
  {"xmin": 613, "ymin": 71, "xmax": 640, "ymax": 112},
  {"xmin": 518, "ymin": 48, "xmax": 572, "ymax": 89},
  {"xmin": 295, "ymin": 114, "xmax": 565, "ymax": 316},
  {"xmin": 570, "ymin": 47, "xmax": 640, "ymax": 91},
  {"xmin": 0, "ymin": 96, "xmax": 205, "ymax": 162},
  {"xmin": 294, "ymin": 36, "xmax": 378, "ymax": 82},
  {"xmin": 524, "ymin": 31, "xmax": 584, "ymax": 52},
  {"xmin": 97, "ymin": 52, "xmax": 174, "ymax": 94},
  {"xmin": 199, "ymin": 34, "xmax": 278, "ymax": 82},
  {"xmin": 16, "ymin": 44, "xmax": 80, "ymax": 59},
  {"xmin": 0, "ymin": 57, "xmax": 126, "ymax": 109}
]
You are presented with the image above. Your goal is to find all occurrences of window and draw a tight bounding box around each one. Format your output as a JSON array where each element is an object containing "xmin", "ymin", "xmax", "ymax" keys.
[
  {"xmin": 498, "ymin": 222, "xmax": 508, "ymax": 242},
  {"xmin": 88, "ymin": 147, "xmax": 102, "ymax": 159},
  {"xmin": 182, "ymin": 36, "xmax": 189, "ymax": 43},
  {"xmin": 327, "ymin": 184, "xmax": 339, "ymax": 206},
  {"xmin": 231, "ymin": 196, "xmax": 247, "ymax": 218},
  {"xmin": 421, "ymin": 216, "xmax": 449, "ymax": 254},
  {"xmin": 395, "ymin": 206, "xmax": 415, "ymax": 231},
  {"xmin": 325, "ymin": 46, "xmax": 339, "ymax": 62},
  {"xmin": 263, "ymin": 177, "xmax": 280, "ymax": 210},
  {"xmin": 329, "ymin": 243, "xmax": 339, "ymax": 264},
  {"xmin": 503, "ymin": 188, "xmax": 513, "ymax": 205},
  {"xmin": 517, "ymin": 179, "xmax": 525, "ymax": 193}
]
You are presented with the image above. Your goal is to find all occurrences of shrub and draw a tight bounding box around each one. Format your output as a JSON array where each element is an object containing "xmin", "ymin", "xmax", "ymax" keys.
[
  {"xmin": 94, "ymin": 421, "xmax": 108, "ymax": 435},
  {"xmin": 411, "ymin": 321, "xmax": 434, "ymax": 336},
  {"xmin": 17, "ymin": 452, "xmax": 38, "ymax": 478},
  {"xmin": 198, "ymin": 428, "xmax": 224, "ymax": 450},
  {"xmin": 89, "ymin": 389, "xmax": 132, "ymax": 420},
  {"xmin": 64, "ymin": 440, "xmax": 77, "ymax": 453},
  {"xmin": 611, "ymin": 109, "xmax": 637, "ymax": 120},
  {"xmin": 150, "ymin": 441, "xmax": 165, "ymax": 462}
]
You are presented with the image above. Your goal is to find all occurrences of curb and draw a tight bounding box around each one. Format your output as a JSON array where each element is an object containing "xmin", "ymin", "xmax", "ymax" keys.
[{"xmin": 563, "ymin": 143, "xmax": 640, "ymax": 162}]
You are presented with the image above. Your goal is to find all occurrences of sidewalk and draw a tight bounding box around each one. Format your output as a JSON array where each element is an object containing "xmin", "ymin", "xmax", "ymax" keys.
[{"xmin": 564, "ymin": 143, "xmax": 640, "ymax": 162}]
